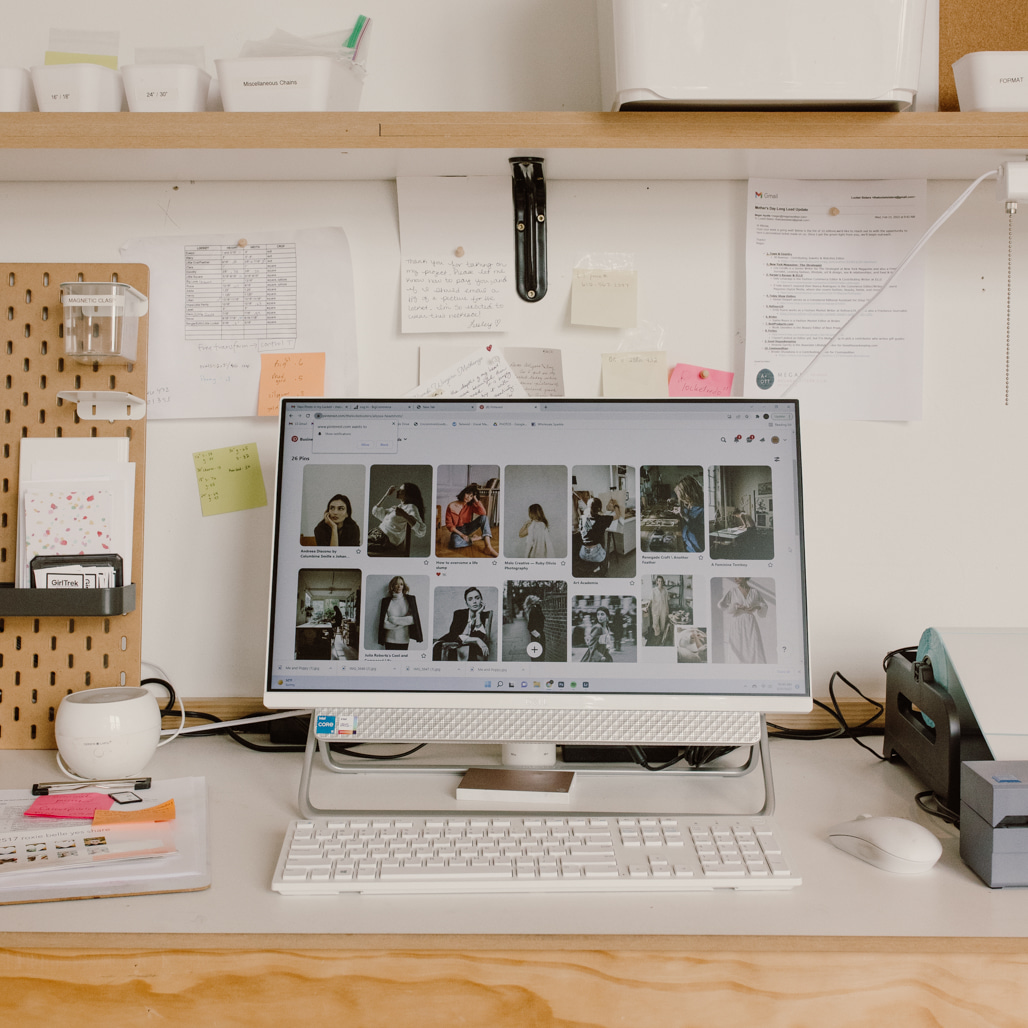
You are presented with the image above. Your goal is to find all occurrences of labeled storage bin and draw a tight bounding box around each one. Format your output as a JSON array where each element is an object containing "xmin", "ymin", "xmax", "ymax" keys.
[
  {"xmin": 0, "ymin": 67, "xmax": 36, "ymax": 111},
  {"xmin": 31, "ymin": 63, "xmax": 125, "ymax": 112},
  {"xmin": 122, "ymin": 63, "xmax": 211, "ymax": 112},
  {"xmin": 953, "ymin": 52, "xmax": 1028, "ymax": 112},
  {"xmin": 215, "ymin": 55, "xmax": 363, "ymax": 111},
  {"xmin": 598, "ymin": 0, "xmax": 928, "ymax": 110},
  {"xmin": 61, "ymin": 281, "xmax": 148, "ymax": 365}
]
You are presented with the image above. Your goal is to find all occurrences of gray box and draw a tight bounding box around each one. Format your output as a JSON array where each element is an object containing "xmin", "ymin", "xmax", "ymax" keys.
[{"xmin": 960, "ymin": 761, "xmax": 1028, "ymax": 888}]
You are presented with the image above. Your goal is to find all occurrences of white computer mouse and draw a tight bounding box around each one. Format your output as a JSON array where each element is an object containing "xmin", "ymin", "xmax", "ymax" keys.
[{"xmin": 827, "ymin": 814, "xmax": 942, "ymax": 874}]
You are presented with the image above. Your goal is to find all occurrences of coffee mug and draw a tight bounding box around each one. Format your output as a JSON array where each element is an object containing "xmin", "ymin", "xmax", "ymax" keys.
[{"xmin": 54, "ymin": 687, "xmax": 161, "ymax": 779}]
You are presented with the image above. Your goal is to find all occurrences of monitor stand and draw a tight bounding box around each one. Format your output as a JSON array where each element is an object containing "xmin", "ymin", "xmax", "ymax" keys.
[{"xmin": 296, "ymin": 716, "xmax": 777, "ymax": 820}]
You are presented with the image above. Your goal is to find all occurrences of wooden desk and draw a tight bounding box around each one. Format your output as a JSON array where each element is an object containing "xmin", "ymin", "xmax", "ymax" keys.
[{"xmin": 2, "ymin": 737, "xmax": 1027, "ymax": 1026}]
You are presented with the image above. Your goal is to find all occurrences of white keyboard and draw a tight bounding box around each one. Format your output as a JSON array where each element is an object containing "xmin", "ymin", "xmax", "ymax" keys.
[{"xmin": 271, "ymin": 813, "xmax": 800, "ymax": 894}]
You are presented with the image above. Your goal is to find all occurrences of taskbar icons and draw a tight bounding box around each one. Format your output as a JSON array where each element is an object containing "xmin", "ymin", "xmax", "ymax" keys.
[{"xmin": 484, "ymin": 679, "xmax": 589, "ymax": 690}]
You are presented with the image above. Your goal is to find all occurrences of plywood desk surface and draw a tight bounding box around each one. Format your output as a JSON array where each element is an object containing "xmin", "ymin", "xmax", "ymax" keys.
[{"xmin": 2, "ymin": 736, "xmax": 1027, "ymax": 1026}]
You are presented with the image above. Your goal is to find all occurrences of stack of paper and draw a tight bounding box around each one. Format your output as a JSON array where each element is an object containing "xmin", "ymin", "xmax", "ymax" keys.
[
  {"xmin": 16, "ymin": 437, "xmax": 135, "ymax": 589},
  {"xmin": 0, "ymin": 777, "xmax": 208, "ymax": 904}
]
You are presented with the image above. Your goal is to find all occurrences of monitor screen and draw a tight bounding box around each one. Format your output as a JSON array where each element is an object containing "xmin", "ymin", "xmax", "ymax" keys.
[{"xmin": 264, "ymin": 398, "xmax": 810, "ymax": 744}]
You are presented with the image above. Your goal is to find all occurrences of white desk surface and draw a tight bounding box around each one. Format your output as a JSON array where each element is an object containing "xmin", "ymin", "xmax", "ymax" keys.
[{"xmin": 1, "ymin": 735, "xmax": 1024, "ymax": 940}]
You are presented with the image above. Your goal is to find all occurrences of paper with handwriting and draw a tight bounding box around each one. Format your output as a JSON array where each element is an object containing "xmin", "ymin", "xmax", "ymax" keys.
[
  {"xmin": 121, "ymin": 227, "xmax": 356, "ymax": 419},
  {"xmin": 398, "ymin": 177, "xmax": 512, "ymax": 333}
]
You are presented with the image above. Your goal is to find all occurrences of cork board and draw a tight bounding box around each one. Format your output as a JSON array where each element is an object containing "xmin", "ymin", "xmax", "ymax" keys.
[
  {"xmin": 0, "ymin": 264, "xmax": 148, "ymax": 748},
  {"xmin": 940, "ymin": 0, "xmax": 1028, "ymax": 109}
]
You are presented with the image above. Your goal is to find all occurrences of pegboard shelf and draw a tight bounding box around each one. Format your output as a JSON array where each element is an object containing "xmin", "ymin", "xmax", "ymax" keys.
[
  {"xmin": 0, "ymin": 263, "xmax": 148, "ymax": 749},
  {"xmin": 0, "ymin": 585, "xmax": 136, "ymax": 617}
]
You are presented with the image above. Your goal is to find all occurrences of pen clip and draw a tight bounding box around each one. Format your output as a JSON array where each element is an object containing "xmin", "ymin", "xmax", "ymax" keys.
[
  {"xmin": 31, "ymin": 777, "xmax": 152, "ymax": 796},
  {"xmin": 510, "ymin": 156, "xmax": 547, "ymax": 303}
]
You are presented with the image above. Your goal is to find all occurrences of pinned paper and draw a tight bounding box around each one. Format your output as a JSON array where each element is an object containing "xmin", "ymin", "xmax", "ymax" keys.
[
  {"xmin": 669, "ymin": 363, "xmax": 735, "ymax": 398},
  {"xmin": 193, "ymin": 443, "xmax": 268, "ymax": 517},
  {"xmin": 408, "ymin": 346, "xmax": 527, "ymax": 399},
  {"xmin": 93, "ymin": 798, "xmax": 176, "ymax": 826},
  {"xmin": 571, "ymin": 269, "xmax": 638, "ymax": 328},
  {"xmin": 24, "ymin": 793, "xmax": 115, "ymax": 819},
  {"xmin": 601, "ymin": 351, "xmax": 667, "ymax": 398},
  {"xmin": 258, "ymin": 352, "xmax": 326, "ymax": 416}
]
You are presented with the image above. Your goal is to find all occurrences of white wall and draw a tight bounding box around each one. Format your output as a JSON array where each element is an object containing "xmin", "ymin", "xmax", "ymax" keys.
[{"xmin": 1, "ymin": 2, "xmax": 1024, "ymax": 702}]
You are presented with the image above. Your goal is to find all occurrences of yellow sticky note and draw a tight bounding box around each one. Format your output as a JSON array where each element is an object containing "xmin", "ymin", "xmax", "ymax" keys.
[
  {"xmin": 601, "ymin": 351, "xmax": 668, "ymax": 398},
  {"xmin": 92, "ymin": 799, "xmax": 176, "ymax": 826},
  {"xmin": 258, "ymin": 352, "xmax": 326, "ymax": 416},
  {"xmin": 570, "ymin": 269, "xmax": 638, "ymax": 328},
  {"xmin": 193, "ymin": 443, "xmax": 268, "ymax": 517}
]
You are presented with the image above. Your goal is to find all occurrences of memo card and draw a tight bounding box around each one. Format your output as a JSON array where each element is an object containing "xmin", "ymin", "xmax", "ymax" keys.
[
  {"xmin": 601, "ymin": 351, "xmax": 668, "ymax": 398},
  {"xmin": 257, "ymin": 352, "xmax": 326, "ymax": 416},
  {"xmin": 193, "ymin": 443, "xmax": 267, "ymax": 517},
  {"xmin": 669, "ymin": 362, "xmax": 735, "ymax": 398},
  {"xmin": 571, "ymin": 269, "xmax": 638, "ymax": 328}
]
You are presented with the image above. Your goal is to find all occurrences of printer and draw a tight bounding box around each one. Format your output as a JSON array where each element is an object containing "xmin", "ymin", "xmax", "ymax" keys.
[
  {"xmin": 884, "ymin": 627, "xmax": 1028, "ymax": 815},
  {"xmin": 597, "ymin": 0, "xmax": 928, "ymax": 111}
]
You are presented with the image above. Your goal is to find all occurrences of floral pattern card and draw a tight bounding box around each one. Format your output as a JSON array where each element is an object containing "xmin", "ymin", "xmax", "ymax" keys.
[{"xmin": 20, "ymin": 483, "xmax": 125, "ymax": 587}]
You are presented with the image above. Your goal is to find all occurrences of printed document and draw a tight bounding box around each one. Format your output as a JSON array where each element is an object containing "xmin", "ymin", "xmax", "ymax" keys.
[
  {"xmin": 745, "ymin": 178, "xmax": 926, "ymax": 421},
  {"xmin": 121, "ymin": 228, "xmax": 356, "ymax": 420}
]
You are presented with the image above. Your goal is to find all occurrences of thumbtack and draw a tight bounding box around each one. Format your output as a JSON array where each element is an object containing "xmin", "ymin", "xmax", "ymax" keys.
[
  {"xmin": 454, "ymin": 246, "xmax": 465, "ymax": 258},
  {"xmin": 699, "ymin": 369, "xmax": 709, "ymax": 379},
  {"xmin": 828, "ymin": 207, "xmax": 840, "ymax": 217},
  {"xmin": 237, "ymin": 238, "xmax": 248, "ymax": 248}
]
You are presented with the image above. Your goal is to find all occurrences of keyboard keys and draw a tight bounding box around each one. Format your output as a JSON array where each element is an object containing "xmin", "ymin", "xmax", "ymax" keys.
[{"xmin": 273, "ymin": 814, "xmax": 799, "ymax": 893}]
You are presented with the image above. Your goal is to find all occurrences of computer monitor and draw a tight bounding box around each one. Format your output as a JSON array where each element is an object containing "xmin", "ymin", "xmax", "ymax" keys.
[{"xmin": 264, "ymin": 398, "xmax": 810, "ymax": 765}]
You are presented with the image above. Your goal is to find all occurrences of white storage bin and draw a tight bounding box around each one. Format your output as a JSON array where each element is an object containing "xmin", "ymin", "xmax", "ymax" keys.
[
  {"xmin": 122, "ymin": 63, "xmax": 211, "ymax": 112},
  {"xmin": 31, "ymin": 64, "xmax": 124, "ymax": 112},
  {"xmin": 0, "ymin": 67, "xmax": 36, "ymax": 111},
  {"xmin": 215, "ymin": 56, "xmax": 363, "ymax": 111},
  {"xmin": 61, "ymin": 282, "xmax": 148, "ymax": 365},
  {"xmin": 598, "ymin": 0, "xmax": 927, "ymax": 110},
  {"xmin": 953, "ymin": 52, "xmax": 1028, "ymax": 112}
]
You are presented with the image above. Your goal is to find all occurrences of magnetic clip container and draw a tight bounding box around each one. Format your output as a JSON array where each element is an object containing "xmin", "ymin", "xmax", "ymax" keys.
[{"xmin": 60, "ymin": 281, "xmax": 148, "ymax": 364}]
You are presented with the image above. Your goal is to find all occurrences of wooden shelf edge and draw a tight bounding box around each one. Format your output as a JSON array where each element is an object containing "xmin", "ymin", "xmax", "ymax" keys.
[{"xmin": 2, "ymin": 111, "xmax": 1028, "ymax": 152}]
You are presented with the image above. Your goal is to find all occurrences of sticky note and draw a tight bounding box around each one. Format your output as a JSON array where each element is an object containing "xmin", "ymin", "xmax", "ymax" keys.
[
  {"xmin": 601, "ymin": 351, "xmax": 668, "ymax": 398},
  {"xmin": 193, "ymin": 443, "xmax": 268, "ymax": 517},
  {"xmin": 669, "ymin": 363, "xmax": 735, "ymax": 398},
  {"xmin": 93, "ymin": 799, "xmax": 176, "ymax": 826},
  {"xmin": 571, "ymin": 269, "xmax": 638, "ymax": 328},
  {"xmin": 25, "ymin": 793, "xmax": 115, "ymax": 819},
  {"xmin": 258, "ymin": 352, "xmax": 326, "ymax": 417}
]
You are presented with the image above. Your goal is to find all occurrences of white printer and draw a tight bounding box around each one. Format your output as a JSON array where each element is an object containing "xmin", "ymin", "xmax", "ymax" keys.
[{"xmin": 598, "ymin": 0, "xmax": 928, "ymax": 111}]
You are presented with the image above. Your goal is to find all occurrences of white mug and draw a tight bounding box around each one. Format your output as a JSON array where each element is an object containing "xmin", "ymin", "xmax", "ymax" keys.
[{"xmin": 54, "ymin": 687, "xmax": 161, "ymax": 779}]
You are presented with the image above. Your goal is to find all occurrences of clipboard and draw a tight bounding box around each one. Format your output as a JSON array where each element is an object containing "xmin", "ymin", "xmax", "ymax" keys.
[{"xmin": 0, "ymin": 776, "xmax": 209, "ymax": 905}]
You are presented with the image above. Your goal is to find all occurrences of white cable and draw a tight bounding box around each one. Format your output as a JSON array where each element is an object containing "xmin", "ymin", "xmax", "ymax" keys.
[{"xmin": 784, "ymin": 168, "xmax": 1000, "ymax": 396}]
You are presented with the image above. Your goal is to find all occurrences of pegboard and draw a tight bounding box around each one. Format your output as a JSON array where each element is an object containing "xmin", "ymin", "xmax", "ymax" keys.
[{"xmin": 0, "ymin": 264, "xmax": 148, "ymax": 749}]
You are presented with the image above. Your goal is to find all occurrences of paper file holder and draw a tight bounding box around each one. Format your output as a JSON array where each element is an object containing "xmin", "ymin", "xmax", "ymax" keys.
[{"xmin": 0, "ymin": 264, "xmax": 148, "ymax": 748}]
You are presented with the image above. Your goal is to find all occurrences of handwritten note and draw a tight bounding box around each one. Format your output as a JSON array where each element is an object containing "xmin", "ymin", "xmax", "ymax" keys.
[
  {"xmin": 571, "ymin": 269, "xmax": 638, "ymax": 328},
  {"xmin": 601, "ymin": 351, "xmax": 668, "ymax": 398},
  {"xmin": 669, "ymin": 363, "xmax": 735, "ymax": 398},
  {"xmin": 93, "ymin": 799, "xmax": 176, "ymax": 826},
  {"xmin": 408, "ymin": 346, "xmax": 528, "ymax": 399},
  {"xmin": 193, "ymin": 443, "xmax": 267, "ymax": 517},
  {"xmin": 258, "ymin": 352, "xmax": 326, "ymax": 416},
  {"xmin": 397, "ymin": 176, "xmax": 512, "ymax": 334}
]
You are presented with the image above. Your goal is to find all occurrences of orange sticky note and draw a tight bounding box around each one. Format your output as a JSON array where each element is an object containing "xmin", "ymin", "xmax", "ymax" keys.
[
  {"xmin": 92, "ymin": 798, "xmax": 176, "ymax": 826},
  {"xmin": 669, "ymin": 362, "xmax": 734, "ymax": 398},
  {"xmin": 258, "ymin": 352, "xmax": 326, "ymax": 416}
]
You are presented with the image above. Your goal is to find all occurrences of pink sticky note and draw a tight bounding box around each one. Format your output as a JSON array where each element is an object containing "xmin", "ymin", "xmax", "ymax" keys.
[
  {"xmin": 258, "ymin": 352, "xmax": 326, "ymax": 416},
  {"xmin": 669, "ymin": 363, "xmax": 734, "ymax": 398},
  {"xmin": 24, "ymin": 792, "xmax": 116, "ymax": 819}
]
